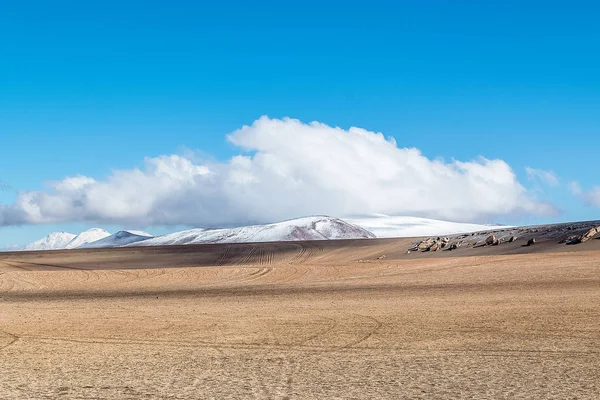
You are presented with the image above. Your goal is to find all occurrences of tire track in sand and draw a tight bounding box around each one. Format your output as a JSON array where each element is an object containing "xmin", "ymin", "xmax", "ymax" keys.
[
  {"xmin": 0, "ymin": 329, "xmax": 20, "ymax": 352},
  {"xmin": 342, "ymin": 314, "xmax": 383, "ymax": 349}
]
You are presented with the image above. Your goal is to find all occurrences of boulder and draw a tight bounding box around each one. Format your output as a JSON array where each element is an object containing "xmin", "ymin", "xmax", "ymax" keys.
[
  {"xmin": 417, "ymin": 238, "xmax": 435, "ymax": 251},
  {"xmin": 428, "ymin": 242, "xmax": 440, "ymax": 252},
  {"xmin": 485, "ymin": 235, "xmax": 497, "ymax": 246},
  {"xmin": 582, "ymin": 226, "xmax": 600, "ymax": 242},
  {"xmin": 409, "ymin": 238, "xmax": 434, "ymax": 252},
  {"xmin": 447, "ymin": 243, "xmax": 459, "ymax": 251},
  {"xmin": 508, "ymin": 236, "xmax": 517, "ymax": 243},
  {"xmin": 565, "ymin": 235, "xmax": 582, "ymax": 245},
  {"xmin": 527, "ymin": 238, "xmax": 536, "ymax": 246}
]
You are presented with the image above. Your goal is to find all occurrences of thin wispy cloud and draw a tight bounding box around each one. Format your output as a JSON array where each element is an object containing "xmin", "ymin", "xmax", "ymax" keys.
[
  {"xmin": 570, "ymin": 181, "xmax": 600, "ymax": 207},
  {"xmin": 0, "ymin": 117, "xmax": 558, "ymax": 227},
  {"xmin": 525, "ymin": 167, "xmax": 559, "ymax": 187},
  {"xmin": 0, "ymin": 180, "xmax": 13, "ymax": 191}
]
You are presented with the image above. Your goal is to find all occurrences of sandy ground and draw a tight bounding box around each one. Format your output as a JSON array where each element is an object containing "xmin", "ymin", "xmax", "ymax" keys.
[{"xmin": 1, "ymin": 238, "xmax": 599, "ymax": 399}]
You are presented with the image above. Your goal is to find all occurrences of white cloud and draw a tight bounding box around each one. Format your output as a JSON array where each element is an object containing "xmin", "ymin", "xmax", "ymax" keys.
[
  {"xmin": 585, "ymin": 188, "xmax": 600, "ymax": 207},
  {"xmin": 569, "ymin": 181, "xmax": 582, "ymax": 196},
  {"xmin": 570, "ymin": 181, "xmax": 600, "ymax": 207},
  {"xmin": 525, "ymin": 167, "xmax": 559, "ymax": 187},
  {"xmin": 0, "ymin": 116, "xmax": 557, "ymax": 227}
]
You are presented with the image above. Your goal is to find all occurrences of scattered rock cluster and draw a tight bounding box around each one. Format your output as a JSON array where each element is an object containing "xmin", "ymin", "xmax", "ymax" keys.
[
  {"xmin": 409, "ymin": 233, "xmax": 521, "ymax": 253},
  {"xmin": 406, "ymin": 222, "xmax": 600, "ymax": 255},
  {"xmin": 410, "ymin": 237, "xmax": 452, "ymax": 252}
]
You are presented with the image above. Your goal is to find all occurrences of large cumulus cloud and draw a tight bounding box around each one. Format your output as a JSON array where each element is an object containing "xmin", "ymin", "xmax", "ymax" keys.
[{"xmin": 0, "ymin": 116, "xmax": 556, "ymax": 227}]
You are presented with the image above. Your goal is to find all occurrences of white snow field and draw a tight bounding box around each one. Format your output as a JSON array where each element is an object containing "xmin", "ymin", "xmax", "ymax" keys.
[{"xmin": 344, "ymin": 215, "xmax": 498, "ymax": 238}]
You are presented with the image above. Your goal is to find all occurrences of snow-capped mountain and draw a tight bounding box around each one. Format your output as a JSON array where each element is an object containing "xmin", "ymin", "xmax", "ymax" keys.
[
  {"xmin": 10, "ymin": 216, "xmax": 373, "ymax": 252},
  {"xmin": 344, "ymin": 215, "xmax": 500, "ymax": 238},
  {"xmin": 130, "ymin": 216, "xmax": 376, "ymax": 246},
  {"xmin": 80, "ymin": 230, "xmax": 153, "ymax": 249},
  {"xmin": 64, "ymin": 228, "xmax": 111, "ymax": 249},
  {"xmin": 24, "ymin": 231, "xmax": 77, "ymax": 251}
]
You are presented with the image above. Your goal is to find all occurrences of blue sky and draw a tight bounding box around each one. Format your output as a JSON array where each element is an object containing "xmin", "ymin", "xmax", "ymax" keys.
[{"xmin": 1, "ymin": 1, "xmax": 599, "ymax": 247}]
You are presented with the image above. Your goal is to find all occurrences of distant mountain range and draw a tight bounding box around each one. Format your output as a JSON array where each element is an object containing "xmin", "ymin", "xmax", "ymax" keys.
[
  {"xmin": 4, "ymin": 215, "xmax": 498, "ymax": 252},
  {"xmin": 8, "ymin": 216, "xmax": 375, "ymax": 251}
]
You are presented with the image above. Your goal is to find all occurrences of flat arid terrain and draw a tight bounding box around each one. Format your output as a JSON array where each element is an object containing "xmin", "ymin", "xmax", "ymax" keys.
[{"xmin": 1, "ymin": 224, "xmax": 600, "ymax": 399}]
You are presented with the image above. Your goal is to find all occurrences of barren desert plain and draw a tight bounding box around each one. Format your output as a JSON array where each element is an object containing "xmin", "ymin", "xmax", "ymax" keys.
[{"xmin": 1, "ymin": 224, "xmax": 600, "ymax": 399}]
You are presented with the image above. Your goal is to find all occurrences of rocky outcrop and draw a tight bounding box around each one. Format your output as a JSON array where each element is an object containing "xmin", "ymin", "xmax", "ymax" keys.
[
  {"xmin": 565, "ymin": 226, "xmax": 600, "ymax": 245},
  {"xmin": 410, "ymin": 237, "xmax": 446, "ymax": 252},
  {"xmin": 405, "ymin": 221, "xmax": 600, "ymax": 255}
]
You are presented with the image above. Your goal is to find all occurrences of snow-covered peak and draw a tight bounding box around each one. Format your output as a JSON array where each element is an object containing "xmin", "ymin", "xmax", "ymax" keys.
[
  {"xmin": 80, "ymin": 230, "xmax": 154, "ymax": 249},
  {"xmin": 344, "ymin": 215, "xmax": 500, "ymax": 238},
  {"xmin": 24, "ymin": 231, "xmax": 76, "ymax": 251},
  {"xmin": 130, "ymin": 216, "xmax": 375, "ymax": 247},
  {"xmin": 65, "ymin": 228, "xmax": 111, "ymax": 249}
]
